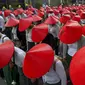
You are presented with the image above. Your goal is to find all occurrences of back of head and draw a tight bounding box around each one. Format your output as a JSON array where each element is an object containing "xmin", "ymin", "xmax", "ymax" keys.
[{"xmin": 42, "ymin": 33, "xmax": 55, "ymax": 50}]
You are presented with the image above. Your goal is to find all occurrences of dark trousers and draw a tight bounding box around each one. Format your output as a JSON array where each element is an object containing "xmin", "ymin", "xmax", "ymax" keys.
[
  {"xmin": 45, "ymin": 81, "xmax": 61, "ymax": 85},
  {"xmin": 0, "ymin": 69, "xmax": 4, "ymax": 79},
  {"xmin": 66, "ymin": 54, "xmax": 73, "ymax": 85},
  {"xmin": 54, "ymin": 38, "xmax": 60, "ymax": 55},
  {"xmin": 27, "ymin": 42, "xmax": 35, "ymax": 51},
  {"xmin": 18, "ymin": 67, "xmax": 32, "ymax": 85}
]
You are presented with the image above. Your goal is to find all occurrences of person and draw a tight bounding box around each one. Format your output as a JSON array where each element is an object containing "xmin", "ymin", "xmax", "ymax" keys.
[
  {"xmin": 0, "ymin": 32, "xmax": 12, "ymax": 85},
  {"xmin": 9, "ymin": 5, "xmax": 14, "ymax": 11},
  {"xmin": 42, "ymin": 33, "xmax": 67, "ymax": 85},
  {"xmin": 48, "ymin": 23, "xmax": 60, "ymax": 55},
  {"xmin": 14, "ymin": 46, "xmax": 32, "ymax": 85}
]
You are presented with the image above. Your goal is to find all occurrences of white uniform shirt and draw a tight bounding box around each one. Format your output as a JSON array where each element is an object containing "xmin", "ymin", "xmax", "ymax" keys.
[
  {"xmin": 0, "ymin": 16, "xmax": 5, "ymax": 31},
  {"xmin": 12, "ymin": 27, "xmax": 18, "ymax": 40},
  {"xmin": 48, "ymin": 24, "xmax": 60, "ymax": 38},
  {"xmin": 10, "ymin": 13, "xmax": 16, "ymax": 18},
  {"xmin": 81, "ymin": 19, "xmax": 85, "ymax": 24},
  {"xmin": 0, "ymin": 34, "xmax": 10, "ymax": 44},
  {"xmin": 43, "ymin": 60, "xmax": 67, "ymax": 85},
  {"xmin": 67, "ymin": 42, "xmax": 77, "ymax": 56},
  {"xmin": 26, "ymin": 29, "xmax": 33, "ymax": 42},
  {"xmin": 21, "ymin": 13, "xmax": 27, "ymax": 18},
  {"xmin": 48, "ymin": 13, "xmax": 55, "ymax": 17},
  {"xmin": 14, "ymin": 47, "xmax": 26, "ymax": 67}
]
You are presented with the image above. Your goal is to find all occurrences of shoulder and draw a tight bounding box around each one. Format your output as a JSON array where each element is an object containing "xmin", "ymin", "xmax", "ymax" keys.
[
  {"xmin": 54, "ymin": 55, "xmax": 63, "ymax": 65},
  {"xmin": 2, "ymin": 34, "xmax": 10, "ymax": 40}
]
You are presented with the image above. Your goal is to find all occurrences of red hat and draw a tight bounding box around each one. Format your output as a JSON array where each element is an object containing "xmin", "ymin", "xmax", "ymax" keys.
[
  {"xmin": 70, "ymin": 12, "xmax": 76, "ymax": 18},
  {"xmin": 38, "ymin": 11, "xmax": 44, "ymax": 18},
  {"xmin": 72, "ymin": 15, "xmax": 81, "ymax": 22},
  {"xmin": 13, "ymin": 10, "xmax": 19, "ymax": 16},
  {"xmin": 59, "ymin": 20, "xmax": 82, "ymax": 44},
  {"xmin": 23, "ymin": 43, "xmax": 54, "ymax": 78},
  {"xmin": 82, "ymin": 25, "xmax": 85, "ymax": 36},
  {"xmin": 32, "ymin": 23, "xmax": 48, "ymax": 42},
  {"xmin": 46, "ymin": 8, "xmax": 53, "ymax": 13},
  {"xmin": 0, "ymin": 40, "xmax": 14, "ymax": 68},
  {"xmin": 4, "ymin": 10, "xmax": 12, "ymax": 17},
  {"xmin": 25, "ymin": 10, "xmax": 33, "ymax": 15},
  {"xmin": 53, "ymin": 9, "xmax": 59, "ymax": 15},
  {"xmin": 5, "ymin": 17, "xmax": 19, "ymax": 27},
  {"xmin": 70, "ymin": 46, "xmax": 85, "ymax": 85},
  {"xmin": 17, "ymin": 8, "xmax": 24, "ymax": 14},
  {"xmin": 19, "ymin": 18, "xmax": 32, "ymax": 32},
  {"xmin": 62, "ymin": 9, "xmax": 70, "ymax": 15},
  {"xmin": 44, "ymin": 16, "xmax": 59, "ymax": 25},
  {"xmin": 40, "ymin": 7, "xmax": 44, "ymax": 12},
  {"xmin": 30, "ymin": 15, "xmax": 42, "ymax": 22},
  {"xmin": 60, "ymin": 14, "xmax": 71, "ymax": 24},
  {"xmin": 0, "ymin": 11, "xmax": 2, "ymax": 15},
  {"xmin": 80, "ymin": 11, "xmax": 85, "ymax": 19}
]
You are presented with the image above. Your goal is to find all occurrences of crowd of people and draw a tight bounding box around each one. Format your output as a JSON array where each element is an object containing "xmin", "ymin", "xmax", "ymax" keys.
[{"xmin": 0, "ymin": 3, "xmax": 85, "ymax": 85}]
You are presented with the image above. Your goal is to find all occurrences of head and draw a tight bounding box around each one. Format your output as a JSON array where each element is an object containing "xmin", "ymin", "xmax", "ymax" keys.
[
  {"xmin": 42, "ymin": 33, "xmax": 55, "ymax": 50},
  {"xmin": 9, "ymin": 5, "xmax": 12, "ymax": 8}
]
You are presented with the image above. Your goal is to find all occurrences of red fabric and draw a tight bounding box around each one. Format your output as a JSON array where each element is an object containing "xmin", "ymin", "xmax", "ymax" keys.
[
  {"xmin": 53, "ymin": 9, "xmax": 59, "ymax": 15},
  {"xmin": 0, "ymin": 40, "xmax": 14, "ymax": 68},
  {"xmin": 70, "ymin": 46, "xmax": 85, "ymax": 85},
  {"xmin": 4, "ymin": 10, "xmax": 12, "ymax": 17},
  {"xmin": 17, "ymin": 8, "xmax": 24, "ymax": 14},
  {"xmin": 82, "ymin": 25, "xmax": 85, "ymax": 36},
  {"xmin": 70, "ymin": 12, "xmax": 76, "ymax": 18},
  {"xmin": 44, "ymin": 16, "xmax": 58, "ymax": 25},
  {"xmin": 19, "ymin": 18, "xmax": 32, "ymax": 32},
  {"xmin": 13, "ymin": 10, "xmax": 19, "ymax": 16},
  {"xmin": 38, "ymin": 11, "xmax": 44, "ymax": 18},
  {"xmin": 62, "ymin": 9, "xmax": 70, "ymax": 15},
  {"xmin": 23, "ymin": 43, "xmax": 54, "ymax": 78},
  {"xmin": 32, "ymin": 23, "xmax": 48, "ymax": 42},
  {"xmin": 59, "ymin": 20, "xmax": 82, "ymax": 44},
  {"xmin": 60, "ymin": 14, "xmax": 71, "ymax": 24},
  {"xmin": 0, "ymin": 11, "xmax": 2, "ymax": 15},
  {"xmin": 80, "ymin": 11, "xmax": 85, "ymax": 19},
  {"xmin": 5, "ymin": 17, "xmax": 19, "ymax": 27},
  {"xmin": 29, "ymin": 15, "xmax": 42, "ymax": 22},
  {"xmin": 72, "ymin": 15, "xmax": 81, "ymax": 22}
]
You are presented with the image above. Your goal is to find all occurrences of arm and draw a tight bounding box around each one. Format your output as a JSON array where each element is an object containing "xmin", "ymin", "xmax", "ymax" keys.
[
  {"xmin": 3, "ymin": 37, "xmax": 10, "ymax": 42},
  {"xmin": 63, "ymin": 43, "xmax": 68, "ymax": 58},
  {"xmin": 56, "ymin": 61, "xmax": 67, "ymax": 85},
  {"xmin": 58, "ymin": 41, "xmax": 67, "ymax": 58}
]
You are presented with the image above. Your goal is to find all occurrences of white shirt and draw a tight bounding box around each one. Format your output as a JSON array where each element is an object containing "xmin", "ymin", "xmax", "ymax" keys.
[
  {"xmin": 21, "ymin": 13, "xmax": 27, "ymax": 18},
  {"xmin": 81, "ymin": 19, "xmax": 85, "ymax": 24},
  {"xmin": 10, "ymin": 13, "xmax": 16, "ymax": 18},
  {"xmin": 67, "ymin": 42, "xmax": 77, "ymax": 56},
  {"xmin": 48, "ymin": 13, "xmax": 55, "ymax": 17},
  {"xmin": 12, "ymin": 27, "xmax": 18, "ymax": 40},
  {"xmin": 0, "ymin": 16, "xmax": 5, "ymax": 31},
  {"xmin": 0, "ymin": 33, "xmax": 10, "ymax": 44},
  {"xmin": 26, "ymin": 29, "xmax": 33, "ymax": 42},
  {"xmin": 14, "ymin": 47, "xmax": 26, "ymax": 67},
  {"xmin": 48, "ymin": 24, "xmax": 60, "ymax": 38},
  {"xmin": 43, "ymin": 60, "xmax": 67, "ymax": 85}
]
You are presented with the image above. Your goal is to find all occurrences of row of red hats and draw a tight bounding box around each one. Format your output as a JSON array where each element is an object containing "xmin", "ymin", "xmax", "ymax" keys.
[
  {"xmin": 5, "ymin": 15, "xmax": 59, "ymax": 43},
  {"xmin": 5, "ymin": 15, "xmax": 85, "ymax": 44},
  {"xmin": 0, "ymin": 40, "xmax": 54, "ymax": 79}
]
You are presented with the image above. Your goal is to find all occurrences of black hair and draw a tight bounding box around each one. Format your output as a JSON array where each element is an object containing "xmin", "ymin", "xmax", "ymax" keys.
[
  {"xmin": 0, "ymin": 28, "xmax": 2, "ymax": 33},
  {"xmin": 42, "ymin": 33, "xmax": 55, "ymax": 50}
]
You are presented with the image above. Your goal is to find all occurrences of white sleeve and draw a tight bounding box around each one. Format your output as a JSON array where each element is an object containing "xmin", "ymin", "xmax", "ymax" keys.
[
  {"xmin": 56, "ymin": 61, "xmax": 67, "ymax": 85},
  {"xmin": 4, "ymin": 37, "xmax": 10, "ymax": 42}
]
